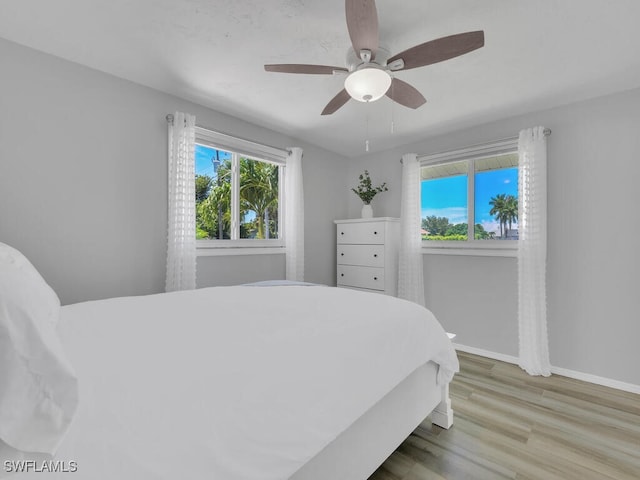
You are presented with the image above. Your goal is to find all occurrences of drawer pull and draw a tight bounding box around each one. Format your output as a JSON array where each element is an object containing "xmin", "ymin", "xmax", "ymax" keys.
[
  {"xmin": 340, "ymin": 232, "xmax": 344, "ymax": 235},
  {"xmin": 373, "ymin": 254, "xmax": 378, "ymax": 258},
  {"xmin": 374, "ymin": 231, "xmax": 378, "ymax": 235},
  {"xmin": 374, "ymin": 276, "xmax": 378, "ymax": 281},
  {"xmin": 341, "ymin": 253, "xmax": 344, "ymax": 256},
  {"xmin": 341, "ymin": 273, "xmax": 344, "ymax": 277}
]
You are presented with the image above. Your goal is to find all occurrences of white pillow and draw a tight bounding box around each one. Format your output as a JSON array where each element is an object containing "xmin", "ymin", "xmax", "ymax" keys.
[{"xmin": 0, "ymin": 242, "xmax": 78, "ymax": 456}]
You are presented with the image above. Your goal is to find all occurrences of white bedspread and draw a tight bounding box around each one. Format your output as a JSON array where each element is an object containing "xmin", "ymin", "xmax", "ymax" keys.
[{"xmin": 18, "ymin": 286, "xmax": 458, "ymax": 479}]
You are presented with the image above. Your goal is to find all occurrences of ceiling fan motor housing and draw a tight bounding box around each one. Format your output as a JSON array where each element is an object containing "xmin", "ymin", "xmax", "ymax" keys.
[{"xmin": 345, "ymin": 46, "xmax": 391, "ymax": 71}]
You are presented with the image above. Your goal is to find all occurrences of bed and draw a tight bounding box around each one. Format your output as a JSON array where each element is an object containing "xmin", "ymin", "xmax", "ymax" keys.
[{"xmin": 0, "ymin": 243, "xmax": 459, "ymax": 479}]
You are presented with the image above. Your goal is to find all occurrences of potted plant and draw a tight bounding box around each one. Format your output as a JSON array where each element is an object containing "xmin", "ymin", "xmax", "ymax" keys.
[{"xmin": 351, "ymin": 170, "xmax": 388, "ymax": 218}]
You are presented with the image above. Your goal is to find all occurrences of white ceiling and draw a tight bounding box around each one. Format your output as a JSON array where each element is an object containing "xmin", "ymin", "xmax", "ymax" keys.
[{"xmin": 2, "ymin": 0, "xmax": 640, "ymax": 157}]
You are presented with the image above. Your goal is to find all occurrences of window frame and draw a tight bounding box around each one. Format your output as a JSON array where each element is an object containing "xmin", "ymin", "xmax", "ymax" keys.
[
  {"xmin": 194, "ymin": 126, "xmax": 287, "ymax": 255},
  {"xmin": 419, "ymin": 138, "xmax": 519, "ymax": 257}
]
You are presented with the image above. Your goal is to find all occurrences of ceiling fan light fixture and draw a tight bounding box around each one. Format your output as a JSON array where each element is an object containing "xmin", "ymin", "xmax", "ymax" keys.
[{"xmin": 344, "ymin": 67, "xmax": 391, "ymax": 103}]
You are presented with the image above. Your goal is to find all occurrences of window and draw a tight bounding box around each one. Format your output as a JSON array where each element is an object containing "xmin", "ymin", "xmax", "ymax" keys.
[
  {"xmin": 194, "ymin": 127, "xmax": 286, "ymax": 252},
  {"xmin": 420, "ymin": 139, "xmax": 519, "ymax": 252}
]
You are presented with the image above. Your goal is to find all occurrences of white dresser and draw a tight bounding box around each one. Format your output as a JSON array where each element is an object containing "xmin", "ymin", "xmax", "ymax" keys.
[{"xmin": 334, "ymin": 217, "xmax": 400, "ymax": 296}]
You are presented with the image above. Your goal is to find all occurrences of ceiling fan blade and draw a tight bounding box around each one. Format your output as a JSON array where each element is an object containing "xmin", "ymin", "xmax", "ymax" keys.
[
  {"xmin": 321, "ymin": 89, "xmax": 351, "ymax": 115},
  {"xmin": 388, "ymin": 31, "xmax": 484, "ymax": 71},
  {"xmin": 265, "ymin": 64, "xmax": 348, "ymax": 75},
  {"xmin": 345, "ymin": 0, "xmax": 379, "ymax": 60},
  {"xmin": 385, "ymin": 78, "xmax": 426, "ymax": 109}
]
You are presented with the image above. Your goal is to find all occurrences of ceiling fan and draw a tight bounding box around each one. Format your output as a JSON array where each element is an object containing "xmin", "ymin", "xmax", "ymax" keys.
[{"xmin": 264, "ymin": 0, "xmax": 484, "ymax": 115}]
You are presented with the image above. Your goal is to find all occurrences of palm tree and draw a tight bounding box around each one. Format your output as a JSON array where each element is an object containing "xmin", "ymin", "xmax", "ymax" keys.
[
  {"xmin": 197, "ymin": 158, "xmax": 232, "ymax": 239},
  {"xmin": 197, "ymin": 157, "xmax": 279, "ymax": 240},
  {"xmin": 239, "ymin": 158, "xmax": 279, "ymax": 239},
  {"xmin": 504, "ymin": 195, "xmax": 518, "ymax": 238},
  {"xmin": 489, "ymin": 193, "xmax": 519, "ymax": 239},
  {"xmin": 489, "ymin": 193, "xmax": 508, "ymax": 239}
]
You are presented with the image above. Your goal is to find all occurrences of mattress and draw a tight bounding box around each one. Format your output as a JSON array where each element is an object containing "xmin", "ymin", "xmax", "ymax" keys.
[{"xmin": 9, "ymin": 285, "xmax": 458, "ymax": 479}]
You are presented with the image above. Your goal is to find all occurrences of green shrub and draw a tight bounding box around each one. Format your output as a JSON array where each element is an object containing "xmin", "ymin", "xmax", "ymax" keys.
[
  {"xmin": 196, "ymin": 227, "xmax": 210, "ymax": 240},
  {"xmin": 422, "ymin": 234, "xmax": 468, "ymax": 241}
]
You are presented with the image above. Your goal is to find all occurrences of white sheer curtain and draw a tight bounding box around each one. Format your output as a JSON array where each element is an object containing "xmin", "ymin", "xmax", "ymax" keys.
[
  {"xmin": 398, "ymin": 153, "xmax": 425, "ymax": 306},
  {"xmin": 518, "ymin": 126, "xmax": 550, "ymax": 376},
  {"xmin": 165, "ymin": 112, "xmax": 196, "ymax": 292},
  {"xmin": 285, "ymin": 147, "xmax": 304, "ymax": 281}
]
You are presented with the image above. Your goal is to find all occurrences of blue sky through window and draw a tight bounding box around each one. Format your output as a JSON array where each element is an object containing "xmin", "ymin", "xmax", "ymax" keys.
[
  {"xmin": 195, "ymin": 143, "xmax": 230, "ymax": 177},
  {"xmin": 421, "ymin": 174, "xmax": 468, "ymax": 225},
  {"xmin": 421, "ymin": 167, "xmax": 518, "ymax": 236},
  {"xmin": 475, "ymin": 167, "xmax": 518, "ymax": 234}
]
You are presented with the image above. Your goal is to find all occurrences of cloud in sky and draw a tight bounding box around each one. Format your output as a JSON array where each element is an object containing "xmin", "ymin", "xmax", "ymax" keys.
[{"xmin": 422, "ymin": 207, "xmax": 468, "ymax": 225}]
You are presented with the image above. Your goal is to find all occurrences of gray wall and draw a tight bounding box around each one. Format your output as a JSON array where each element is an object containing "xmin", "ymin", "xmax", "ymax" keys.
[
  {"xmin": 346, "ymin": 87, "xmax": 640, "ymax": 386},
  {"xmin": 0, "ymin": 38, "xmax": 348, "ymax": 305},
  {"xmin": 3, "ymin": 35, "xmax": 638, "ymax": 387}
]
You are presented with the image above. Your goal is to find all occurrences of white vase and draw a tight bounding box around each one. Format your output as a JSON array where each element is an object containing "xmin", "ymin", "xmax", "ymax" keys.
[{"xmin": 361, "ymin": 204, "xmax": 373, "ymax": 218}]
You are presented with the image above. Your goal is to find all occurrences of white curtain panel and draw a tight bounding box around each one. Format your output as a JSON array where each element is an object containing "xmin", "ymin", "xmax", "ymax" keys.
[
  {"xmin": 165, "ymin": 112, "xmax": 197, "ymax": 292},
  {"xmin": 398, "ymin": 153, "xmax": 425, "ymax": 306},
  {"xmin": 285, "ymin": 147, "xmax": 304, "ymax": 281},
  {"xmin": 518, "ymin": 126, "xmax": 551, "ymax": 376}
]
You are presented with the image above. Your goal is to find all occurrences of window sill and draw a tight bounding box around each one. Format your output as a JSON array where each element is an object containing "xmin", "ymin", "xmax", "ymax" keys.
[
  {"xmin": 197, "ymin": 246, "xmax": 286, "ymax": 257},
  {"xmin": 422, "ymin": 242, "xmax": 517, "ymax": 258}
]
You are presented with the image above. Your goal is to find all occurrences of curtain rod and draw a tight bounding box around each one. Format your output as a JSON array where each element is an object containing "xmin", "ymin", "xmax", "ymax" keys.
[
  {"xmin": 399, "ymin": 128, "xmax": 552, "ymax": 164},
  {"xmin": 166, "ymin": 114, "xmax": 291, "ymax": 156}
]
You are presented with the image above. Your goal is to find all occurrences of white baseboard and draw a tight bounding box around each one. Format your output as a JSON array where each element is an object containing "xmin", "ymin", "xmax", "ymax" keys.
[
  {"xmin": 452, "ymin": 343, "xmax": 640, "ymax": 395},
  {"xmin": 548, "ymin": 366, "xmax": 640, "ymax": 395},
  {"xmin": 453, "ymin": 343, "xmax": 519, "ymax": 365}
]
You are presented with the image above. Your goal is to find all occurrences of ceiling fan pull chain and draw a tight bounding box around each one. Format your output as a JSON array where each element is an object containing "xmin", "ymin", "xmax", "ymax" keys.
[{"xmin": 365, "ymin": 107, "xmax": 370, "ymax": 152}]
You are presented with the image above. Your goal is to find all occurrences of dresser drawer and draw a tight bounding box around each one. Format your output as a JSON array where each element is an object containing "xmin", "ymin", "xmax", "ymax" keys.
[
  {"xmin": 337, "ymin": 244, "xmax": 384, "ymax": 267},
  {"xmin": 337, "ymin": 265, "xmax": 385, "ymax": 291},
  {"xmin": 336, "ymin": 221, "xmax": 385, "ymax": 245}
]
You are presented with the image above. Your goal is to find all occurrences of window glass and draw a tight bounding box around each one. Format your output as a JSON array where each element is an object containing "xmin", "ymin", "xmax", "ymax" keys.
[
  {"xmin": 420, "ymin": 160, "xmax": 468, "ymax": 241},
  {"xmin": 195, "ymin": 143, "xmax": 281, "ymax": 242},
  {"xmin": 474, "ymin": 154, "xmax": 518, "ymax": 240},
  {"xmin": 195, "ymin": 144, "xmax": 232, "ymax": 240},
  {"xmin": 239, "ymin": 157, "xmax": 279, "ymax": 239}
]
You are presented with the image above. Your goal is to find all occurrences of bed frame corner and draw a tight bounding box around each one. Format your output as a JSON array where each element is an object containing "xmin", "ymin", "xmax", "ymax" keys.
[{"xmin": 425, "ymin": 382, "xmax": 454, "ymax": 429}]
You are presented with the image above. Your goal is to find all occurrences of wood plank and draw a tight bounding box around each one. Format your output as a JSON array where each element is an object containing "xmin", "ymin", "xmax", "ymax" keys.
[{"xmin": 370, "ymin": 352, "xmax": 640, "ymax": 479}]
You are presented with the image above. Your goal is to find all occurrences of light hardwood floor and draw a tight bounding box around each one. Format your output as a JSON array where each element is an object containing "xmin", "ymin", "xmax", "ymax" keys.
[{"xmin": 370, "ymin": 351, "xmax": 640, "ymax": 480}]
